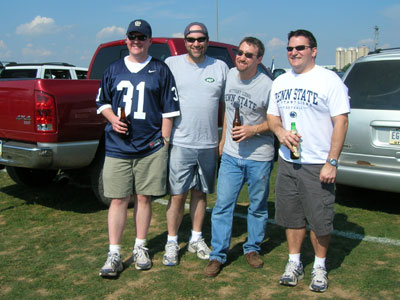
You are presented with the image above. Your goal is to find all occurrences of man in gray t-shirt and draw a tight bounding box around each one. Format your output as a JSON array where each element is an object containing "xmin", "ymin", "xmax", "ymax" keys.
[
  {"xmin": 162, "ymin": 22, "xmax": 229, "ymax": 267},
  {"xmin": 204, "ymin": 37, "xmax": 275, "ymax": 277}
]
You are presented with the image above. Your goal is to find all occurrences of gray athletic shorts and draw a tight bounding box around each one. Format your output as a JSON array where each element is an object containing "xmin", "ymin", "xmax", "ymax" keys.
[
  {"xmin": 168, "ymin": 145, "xmax": 218, "ymax": 195},
  {"xmin": 275, "ymin": 157, "xmax": 335, "ymax": 236},
  {"xmin": 103, "ymin": 146, "xmax": 168, "ymax": 198}
]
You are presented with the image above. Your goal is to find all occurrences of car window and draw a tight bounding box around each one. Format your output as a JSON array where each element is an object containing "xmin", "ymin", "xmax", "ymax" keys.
[
  {"xmin": 76, "ymin": 70, "xmax": 88, "ymax": 79},
  {"xmin": 206, "ymin": 46, "xmax": 235, "ymax": 68},
  {"xmin": 89, "ymin": 43, "xmax": 172, "ymax": 79},
  {"xmin": 0, "ymin": 69, "xmax": 37, "ymax": 78},
  {"xmin": 149, "ymin": 44, "xmax": 171, "ymax": 62},
  {"xmin": 344, "ymin": 60, "xmax": 400, "ymax": 110},
  {"xmin": 44, "ymin": 69, "xmax": 71, "ymax": 79}
]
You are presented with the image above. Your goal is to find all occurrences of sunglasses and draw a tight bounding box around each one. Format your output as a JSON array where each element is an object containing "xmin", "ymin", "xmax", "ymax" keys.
[
  {"xmin": 185, "ymin": 37, "xmax": 207, "ymax": 43},
  {"xmin": 237, "ymin": 50, "xmax": 257, "ymax": 59},
  {"xmin": 286, "ymin": 45, "xmax": 312, "ymax": 52},
  {"xmin": 127, "ymin": 34, "xmax": 148, "ymax": 41}
]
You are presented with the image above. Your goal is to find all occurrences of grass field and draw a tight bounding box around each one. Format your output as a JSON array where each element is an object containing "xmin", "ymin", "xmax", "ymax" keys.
[{"xmin": 0, "ymin": 168, "xmax": 399, "ymax": 300}]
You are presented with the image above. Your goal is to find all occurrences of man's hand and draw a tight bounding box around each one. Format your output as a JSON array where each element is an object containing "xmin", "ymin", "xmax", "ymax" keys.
[
  {"xmin": 232, "ymin": 125, "xmax": 259, "ymax": 142},
  {"xmin": 320, "ymin": 163, "xmax": 337, "ymax": 184},
  {"xmin": 111, "ymin": 115, "xmax": 129, "ymax": 134},
  {"xmin": 275, "ymin": 127, "xmax": 301, "ymax": 153}
]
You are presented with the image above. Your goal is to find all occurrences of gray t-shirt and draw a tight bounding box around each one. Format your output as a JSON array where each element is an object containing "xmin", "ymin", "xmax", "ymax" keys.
[
  {"xmin": 165, "ymin": 54, "xmax": 229, "ymax": 148},
  {"xmin": 223, "ymin": 68, "xmax": 275, "ymax": 161}
]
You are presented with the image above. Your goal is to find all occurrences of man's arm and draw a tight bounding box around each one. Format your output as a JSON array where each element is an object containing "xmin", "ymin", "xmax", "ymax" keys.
[
  {"xmin": 232, "ymin": 114, "xmax": 270, "ymax": 143},
  {"xmin": 162, "ymin": 117, "xmax": 173, "ymax": 146},
  {"xmin": 101, "ymin": 107, "xmax": 128, "ymax": 134},
  {"xmin": 219, "ymin": 113, "xmax": 227, "ymax": 157},
  {"xmin": 320, "ymin": 113, "xmax": 349, "ymax": 183}
]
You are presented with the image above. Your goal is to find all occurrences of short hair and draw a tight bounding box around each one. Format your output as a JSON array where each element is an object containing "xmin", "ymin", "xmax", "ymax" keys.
[
  {"xmin": 239, "ymin": 37, "xmax": 265, "ymax": 58},
  {"xmin": 288, "ymin": 29, "xmax": 317, "ymax": 48}
]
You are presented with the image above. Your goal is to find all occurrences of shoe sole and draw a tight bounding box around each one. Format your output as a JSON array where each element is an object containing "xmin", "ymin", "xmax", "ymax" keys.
[
  {"xmin": 99, "ymin": 265, "xmax": 123, "ymax": 277},
  {"xmin": 99, "ymin": 269, "xmax": 122, "ymax": 277},
  {"xmin": 162, "ymin": 258, "xmax": 178, "ymax": 266},
  {"xmin": 135, "ymin": 262, "xmax": 152, "ymax": 270},
  {"xmin": 279, "ymin": 274, "xmax": 304, "ymax": 286},
  {"xmin": 188, "ymin": 245, "xmax": 210, "ymax": 260},
  {"xmin": 309, "ymin": 284, "xmax": 328, "ymax": 293}
]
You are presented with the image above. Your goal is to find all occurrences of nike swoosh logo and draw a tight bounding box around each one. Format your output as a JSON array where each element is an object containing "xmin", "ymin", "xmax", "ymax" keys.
[{"xmin": 148, "ymin": 70, "xmax": 156, "ymax": 73}]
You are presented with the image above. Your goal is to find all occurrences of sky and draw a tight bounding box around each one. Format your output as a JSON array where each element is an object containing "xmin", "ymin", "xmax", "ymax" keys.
[{"xmin": 1, "ymin": 0, "xmax": 400, "ymax": 70}]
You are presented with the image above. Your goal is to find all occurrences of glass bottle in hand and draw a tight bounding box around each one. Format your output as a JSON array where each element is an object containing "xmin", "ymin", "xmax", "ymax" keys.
[
  {"xmin": 232, "ymin": 105, "xmax": 241, "ymax": 141},
  {"xmin": 120, "ymin": 106, "xmax": 130, "ymax": 139},
  {"xmin": 290, "ymin": 122, "xmax": 300, "ymax": 159}
]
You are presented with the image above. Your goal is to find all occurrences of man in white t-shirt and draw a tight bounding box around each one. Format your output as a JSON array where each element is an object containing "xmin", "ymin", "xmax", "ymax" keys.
[
  {"xmin": 162, "ymin": 22, "xmax": 229, "ymax": 266},
  {"xmin": 267, "ymin": 29, "xmax": 350, "ymax": 293}
]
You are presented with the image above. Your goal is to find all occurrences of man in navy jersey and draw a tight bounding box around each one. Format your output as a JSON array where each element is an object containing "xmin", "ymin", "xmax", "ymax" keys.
[{"xmin": 96, "ymin": 19, "xmax": 180, "ymax": 277}]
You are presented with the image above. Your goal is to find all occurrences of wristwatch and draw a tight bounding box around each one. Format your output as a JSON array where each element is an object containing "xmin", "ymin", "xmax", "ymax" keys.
[{"xmin": 326, "ymin": 158, "xmax": 338, "ymax": 167}]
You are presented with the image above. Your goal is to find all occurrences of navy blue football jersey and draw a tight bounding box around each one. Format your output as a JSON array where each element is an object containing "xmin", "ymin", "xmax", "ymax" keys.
[{"xmin": 96, "ymin": 57, "xmax": 180, "ymax": 158}]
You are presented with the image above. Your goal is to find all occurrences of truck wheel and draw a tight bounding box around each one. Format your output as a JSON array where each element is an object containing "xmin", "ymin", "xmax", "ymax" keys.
[
  {"xmin": 6, "ymin": 166, "xmax": 58, "ymax": 187},
  {"xmin": 90, "ymin": 145, "xmax": 134, "ymax": 207}
]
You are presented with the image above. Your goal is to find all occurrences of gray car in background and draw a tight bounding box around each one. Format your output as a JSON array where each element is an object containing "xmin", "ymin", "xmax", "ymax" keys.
[{"xmin": 336, "ymin": 48, "xmax": 400, "ymax": 193}]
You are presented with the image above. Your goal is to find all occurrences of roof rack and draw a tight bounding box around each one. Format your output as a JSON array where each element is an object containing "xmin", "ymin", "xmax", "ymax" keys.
[
  {"xmin": 4, "ymin": 62, "xmax": 76, "ymax": 67},
  {"xmin": 368, "ymin": 47, "xmax": 400, "ymax": 55}
]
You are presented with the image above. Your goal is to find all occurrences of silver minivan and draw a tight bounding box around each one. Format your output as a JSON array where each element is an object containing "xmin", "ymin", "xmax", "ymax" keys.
[{"xmin": 336, "ymin": 48, "xmax": 400, "ymax": 193}]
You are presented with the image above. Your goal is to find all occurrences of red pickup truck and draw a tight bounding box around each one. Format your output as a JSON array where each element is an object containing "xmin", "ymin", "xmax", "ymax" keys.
[{"xmin": 0, "ymin": 38, "xmax": 272, "ymax": 205}]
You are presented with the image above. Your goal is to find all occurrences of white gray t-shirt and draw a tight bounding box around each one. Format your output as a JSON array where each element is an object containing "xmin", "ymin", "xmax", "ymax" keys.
[
  {"xmin": 223, "ymin": 68, "xmax": 275, "ymax": 162},
  {"xmin": 267, "ymin": 65, "xmax": 350, "ymax": 164},
  {"xmin": 165, "ymin": 54, "xmax": 229, "ymax": 149}
]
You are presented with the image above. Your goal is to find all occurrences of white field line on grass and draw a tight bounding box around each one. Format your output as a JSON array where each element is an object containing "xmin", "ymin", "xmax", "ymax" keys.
[{"xmin": 154, "ymin": 199, "xmax": 400, "ymax": 247}]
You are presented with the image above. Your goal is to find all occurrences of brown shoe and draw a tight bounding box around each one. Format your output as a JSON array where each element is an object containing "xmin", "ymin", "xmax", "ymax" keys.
[
  {"xmin": 204, "ymin": 259, "xmax": 222, "ymax": 277},
  {"xmin": 245, "ymin": 251, "xmax": 264, "ymax": 268}
]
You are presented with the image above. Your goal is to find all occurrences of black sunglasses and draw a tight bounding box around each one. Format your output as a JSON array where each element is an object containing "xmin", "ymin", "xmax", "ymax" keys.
[
  {"xmin": 286, "ymin": 45, "xmax": 312, "ymax": 52},
  {"xmin": 185, "ymin": 37, "xmax": 207, "ymax": 43},
  {"xmin": 237, "ymin": 50, "xmax": 257, "ymax": 59},
  {"xmin": 127, "ymin": 34, "xmax": 148, "ymax": 41}
]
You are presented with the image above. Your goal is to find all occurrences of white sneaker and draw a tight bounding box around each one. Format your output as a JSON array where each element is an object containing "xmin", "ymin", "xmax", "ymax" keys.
[
  {"xmin": 99, "ymin": 252, "xmax": 123, "ymax": 277},
  {"xmin": 279, "ymin": 261, "xmax": 304, "ymax": 286},
  {"xmin": 309, "ymin": 266, "xmax": 328, "ymax": 292},
  {"xmin": 188, "ymin": 238, "xmax": 211, "ymax": 260},
  {"xmin": 162, "ymin": 241, "xmax": 180, "ymax": 266},
  {"xmin": 133, "ymin": 245, "xmax": 152, "ymax": 270}
]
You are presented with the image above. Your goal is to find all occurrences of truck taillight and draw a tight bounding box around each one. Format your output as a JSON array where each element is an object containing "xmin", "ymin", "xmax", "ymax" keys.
[{"xmin": 35, "ymin": 91, "xmax": 56, "ymax": 132}]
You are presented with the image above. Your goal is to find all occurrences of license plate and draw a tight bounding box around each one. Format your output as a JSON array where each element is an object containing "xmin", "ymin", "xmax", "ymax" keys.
[{"xmin": 389, "ymin": 129, "xmax": 400, "ymax": 145}]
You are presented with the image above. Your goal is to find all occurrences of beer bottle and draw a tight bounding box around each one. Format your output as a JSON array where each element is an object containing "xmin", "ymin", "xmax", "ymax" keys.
[
  {"xmin": 120, "ymin": 106, "xmax": 130, "ymax": 139},
  {"xmin": 290, "ymin": 122, "xmax": 300, "ymax": 159},
  {"xmin": 232, "ymin": 106, "xmax": 241, "ymax": 141}
]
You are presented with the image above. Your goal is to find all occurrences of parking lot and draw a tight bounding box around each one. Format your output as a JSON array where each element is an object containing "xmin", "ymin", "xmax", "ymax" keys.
[{"xmin": 1, "ymin": 168, "xmax": 399, "ymax": 299}]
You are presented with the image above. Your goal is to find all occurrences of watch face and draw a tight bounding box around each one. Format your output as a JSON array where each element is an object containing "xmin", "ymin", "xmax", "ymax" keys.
[{"xmin": 329, "ymin": 159, "xmax": 338, "ymax": 166}]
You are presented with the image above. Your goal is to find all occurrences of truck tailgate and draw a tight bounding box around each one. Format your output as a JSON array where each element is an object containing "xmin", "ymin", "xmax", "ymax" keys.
[
  {"xmin": 0, "ymin": 79, "xmax": 105, "ymax": 143},
  {"xmin": 0, "ymin": 80, "xmax": 36, "ymax": 137}
]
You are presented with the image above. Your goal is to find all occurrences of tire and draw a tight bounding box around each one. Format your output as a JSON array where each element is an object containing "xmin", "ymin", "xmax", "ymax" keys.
[
  {"xmin": 6, "ymin": 166, "xmax": 58, "ymax": 187},
  {"xmin": 90, "ymin": 144, "xmax": 134, "ymax": 207}
]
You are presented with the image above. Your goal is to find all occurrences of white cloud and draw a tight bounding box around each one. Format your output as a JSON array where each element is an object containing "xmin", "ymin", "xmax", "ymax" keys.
[
  {"xmin": 267, "ymin": 37, "xmax": 286, "ymax": 48},
  {"xmin": 16, "ymin": 16, "xmax": 58, "ymax": 36},
  {"xmin": 172, "ymin": 32, "xmax": 184, "ymax": 38},
  {"xmin": 96, "ymin": 26, "xmax": 125, "ymax": 40},
  {"xmin": 21, "ymin": 43, "xmax": 52, "ymax": 57},
  {"xmin": 0, "ymin": 40, "xmax": 5, "ymax": 48}
]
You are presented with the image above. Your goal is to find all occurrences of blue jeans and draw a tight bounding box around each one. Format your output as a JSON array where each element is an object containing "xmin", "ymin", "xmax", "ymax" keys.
[{"xmin": 210, "ymin": 153, "xmax": 273, "ymax": 264}]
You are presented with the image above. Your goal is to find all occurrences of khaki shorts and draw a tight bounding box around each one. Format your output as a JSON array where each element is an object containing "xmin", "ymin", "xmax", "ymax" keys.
[{"xmin": 103, "ymin": 146, "xmax": 168, "ymax": 198}]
